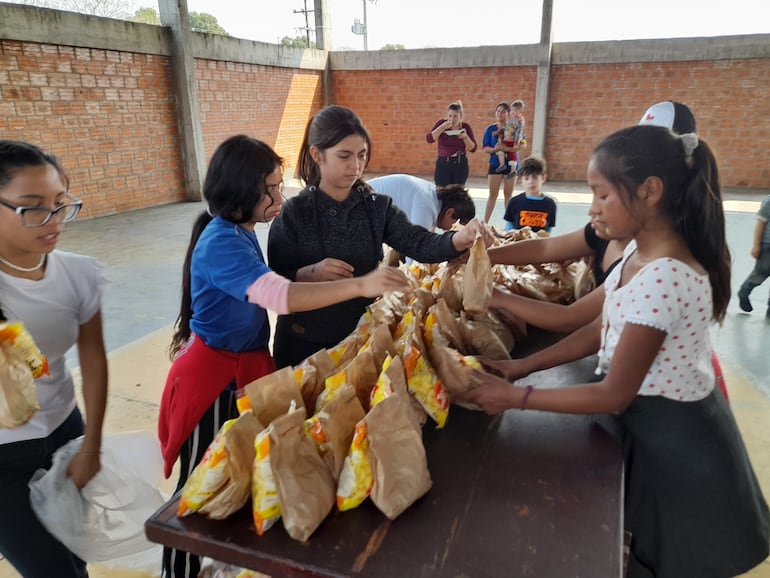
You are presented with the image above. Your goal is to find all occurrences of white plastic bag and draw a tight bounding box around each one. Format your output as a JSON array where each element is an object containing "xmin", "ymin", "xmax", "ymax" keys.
[{"xmin": 28, "ymin": 431, "xmax": 166, "ymax": 574}]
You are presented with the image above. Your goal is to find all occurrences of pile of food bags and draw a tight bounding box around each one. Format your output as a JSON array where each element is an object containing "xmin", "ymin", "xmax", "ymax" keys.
[{"xmin": 177, "ymin": 226, "xmax": 593, "ymax": 541}]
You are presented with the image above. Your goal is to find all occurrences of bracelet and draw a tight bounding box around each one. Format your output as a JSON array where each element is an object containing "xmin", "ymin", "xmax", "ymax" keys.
[{"xmin": 520, "ymin": 385, "xmax": 534, "ymax": 411}]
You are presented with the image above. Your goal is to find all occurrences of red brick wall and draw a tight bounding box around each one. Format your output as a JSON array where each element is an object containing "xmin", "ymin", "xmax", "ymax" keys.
[
  {"xmin": 332, "ymin": 67, "xmax": 538, "ymax": 180},
  {"xmin": 195, "ymin": 59, "xmax": 325, "ymax": 170},
  {"xmin": 0, "ymin": 40, "xmax": 184, "ymax": 218},
  {"xmin": 545, "ymin": 59, "xmax": 770, "ymax": 186},
  {"xmin": 2, "ymin": 38, "xmax": 768, "ymax": 221}
]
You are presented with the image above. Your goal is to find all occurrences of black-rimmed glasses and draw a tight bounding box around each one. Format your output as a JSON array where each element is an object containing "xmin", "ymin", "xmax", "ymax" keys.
[{"xmin": 0, "ymin": 196, "xmax": 83, "ymax": 227}]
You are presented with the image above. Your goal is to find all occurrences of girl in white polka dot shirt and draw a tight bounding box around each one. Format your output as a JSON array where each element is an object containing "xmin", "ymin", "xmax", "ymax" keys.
[{"xmin": 460, "ymin": 124, "xmax": 769, "ymax": 578}]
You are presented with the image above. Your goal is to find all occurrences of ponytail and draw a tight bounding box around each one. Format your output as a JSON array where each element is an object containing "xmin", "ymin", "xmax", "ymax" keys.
[{"xmin": 169, "ymin": 211, "xmax": 213, "ymax": 358}]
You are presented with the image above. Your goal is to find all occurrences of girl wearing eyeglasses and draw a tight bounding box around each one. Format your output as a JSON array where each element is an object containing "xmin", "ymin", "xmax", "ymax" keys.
[{"xmin": 0, "ymin": 140, "xmax": 107, "ymax": 578}]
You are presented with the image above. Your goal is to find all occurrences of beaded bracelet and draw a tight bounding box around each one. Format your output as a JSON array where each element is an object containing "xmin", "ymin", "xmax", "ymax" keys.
[{"xmin": 520, "ymin": 385, "xmax": 534, "ymax": 411}]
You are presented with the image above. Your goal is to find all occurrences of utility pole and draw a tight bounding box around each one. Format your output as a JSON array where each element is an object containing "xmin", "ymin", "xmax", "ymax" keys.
[
  {"xmin": 293, "ymin": 0, "xmax": 314, "ymax": 47},
  {"xmin": 351, "ymin": 0, "xmax": 376, "ymax": 51}
]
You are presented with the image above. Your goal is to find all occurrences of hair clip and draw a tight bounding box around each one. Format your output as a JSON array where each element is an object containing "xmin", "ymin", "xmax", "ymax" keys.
[{"xmin": 680, "ymin": 132, "xmax": 699, "ymax": 158}]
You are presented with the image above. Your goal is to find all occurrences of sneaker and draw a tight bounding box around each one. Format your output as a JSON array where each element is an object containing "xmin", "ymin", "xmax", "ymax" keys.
[
  {"xmin": 738, "ymin": 292, "xmax": 753, "ymax": 312},
  {"xmin": 495, "ymin": 164, "xmax": 507, "ymax": 174}
]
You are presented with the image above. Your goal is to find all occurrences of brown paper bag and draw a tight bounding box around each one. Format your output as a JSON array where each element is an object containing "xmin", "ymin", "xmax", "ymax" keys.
[
  {"xmin": 0, "ymin": 342, "xmax": 39, "ymax": 429},
  {"xmin": 436, "ymin": 261, "xmax": 464, "ymax": 312},
  {"xmin": 408, "ymin": 287, "xmax": 436, "ymax": 321},
  {"xmin": 366, "ymin": 323, "xmax": 397, "ymax": 370},
  {"xmin": 294, "ymin": 348, "xmax": 336, "ymax": 415},
  {"xmin": 468, "ymin": 309, "xmax": 515, "ymax": 353},
  {"xmin": 463, "ymin": 236, "xmax": 493, "ymax": 314},
  {"xmin": 429, "ymin": 345, "xmax": 483, "ymax": 398},
  {"xmin": 459, "ymin": 311, "xmax": 511, "ymax": 361},
  {"xmin": 270, "ymin": 408, "xmax": 336, "ymax": 542},
  {"xmin": 374, "ymin": 354, "xmax": 427, "ymax": 429},
  {"xmin": 306, "ymin": 384, "xmax": 365, "ymax": 481},
  {"xmin": 342, "ymin": 347, "xmax": 379, "ymax": 411},
  {"xmin": 245, "ymin": 366, "xmax": 305, "ymax": 427},
  {"xmin": 199, "ymin": 411, "xmax": 264, "ymax": 519},
  {"xmin": 366, "ymin": 395, "xmax": 432, "ymax": 520},
  {"xmin": 425, "ymin": 298, "xmax": 467, "ymax": 353}
]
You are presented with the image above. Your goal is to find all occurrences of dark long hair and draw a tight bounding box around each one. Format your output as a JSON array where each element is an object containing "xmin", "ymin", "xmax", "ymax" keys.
[
  {"xmin": 0, "ymin": 140, "xmax": 68, "ymax": 322},
  {"xmin": 591, "ymin": 124, "xmax": 731, "ymax": 322},
  {"xmin": 169, "ymin": 135, "xmax": 283, "ymax": 357},
  {"xmin": 297, "ymin": 105, "xmax": 372, "ymax": 188}
]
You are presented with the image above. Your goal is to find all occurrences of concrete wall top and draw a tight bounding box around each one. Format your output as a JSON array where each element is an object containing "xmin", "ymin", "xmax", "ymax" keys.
[{"xmin": 2, "ymin": 3, "xmax": 768, "ymax": 71}]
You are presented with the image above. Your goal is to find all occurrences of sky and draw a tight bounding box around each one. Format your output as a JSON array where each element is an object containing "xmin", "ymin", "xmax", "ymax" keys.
[{"xmin": 170, "ymin": 0, "xmax": 770, "ymax": 51}]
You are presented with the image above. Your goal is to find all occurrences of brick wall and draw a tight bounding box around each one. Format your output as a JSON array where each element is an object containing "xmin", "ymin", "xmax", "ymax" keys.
[
  {"xmin": 195, "ymin": 59, "xmax": 325, "ymax": 169},
  {"xmin": 1, "ymin": 24, "xmax": 769, "ymax": 219},
  {"xmin": 0, "ymin": 39, "xmax": 184, "ymax": 218},
  {"xmin": 332, "ymin": 66, "xmax": 538, "ymax": 180}
]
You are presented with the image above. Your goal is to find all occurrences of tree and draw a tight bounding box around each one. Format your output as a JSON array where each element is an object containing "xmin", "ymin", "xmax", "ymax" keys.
[
  {"xmin": 281, "ymin": 35, "xmax": 317, "ymax": 49},
  {"xmin": 380, "ymin": 43, "xmax": 405, "ymax": 50},
  {"xmin": 189, "ymin": 12, "xmax": 228, "ymax": 36},
  {"xmin": 128, "ymin": 6, "xmax": 229, "ymax": 36},
  {"xmin": 12, "ymin": 0, "xmax": 132, "ymax": 18}
]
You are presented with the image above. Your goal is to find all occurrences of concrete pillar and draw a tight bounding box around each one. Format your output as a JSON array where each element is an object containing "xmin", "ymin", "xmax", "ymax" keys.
[
  {"xmin": 531, "ymin": 0, "xmax": 553, "ymax": 159},
  {"xmin": 314, "ymin": 0, "xmax": 331, "ymax": 50},
  {"xmin": 158, "ymin": 0, "xmax": 205, "ymax": 201}
]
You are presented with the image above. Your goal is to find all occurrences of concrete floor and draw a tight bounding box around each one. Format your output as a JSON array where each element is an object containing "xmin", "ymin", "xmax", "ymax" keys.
[{"xmin": 2, "ymin": 177, "xmax": 769, "ymax": 577}]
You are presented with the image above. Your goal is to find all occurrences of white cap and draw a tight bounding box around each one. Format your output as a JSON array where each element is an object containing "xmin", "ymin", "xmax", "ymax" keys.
[
  {"xmin": 639, "ymin": 101, "xmax": 697, "ymax": 134},
  {"xmin": 639, "ymin": 101, "xmax": 676, "ymax": 129}
]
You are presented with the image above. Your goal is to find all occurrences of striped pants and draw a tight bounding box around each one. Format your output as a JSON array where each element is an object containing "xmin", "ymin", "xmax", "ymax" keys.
[{"xmin": 161, "ymin": 386, "xmax": 237, "ymax": 578}]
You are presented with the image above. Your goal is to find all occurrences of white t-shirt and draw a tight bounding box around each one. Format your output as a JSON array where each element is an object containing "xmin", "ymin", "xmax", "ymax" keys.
[
  {"xmin": 0, "ymin": 250, "xmax": 106, "ymax": 444},
  {"xmin": 597, "ymin": 240, "xmax": 715, "ymax": 401},
  {"xmin": 368, "ymin": 174, "xmax": 441, "ymax": 230}
]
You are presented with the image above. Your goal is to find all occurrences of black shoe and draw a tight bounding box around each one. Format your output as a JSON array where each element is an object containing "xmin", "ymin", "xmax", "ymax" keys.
[
  {"xmin": 495, "ymin": 164, "xmax": 507, "ymax": 173},
  {"xmin": 738, "ymin": 293, "xmax": 753, "ymax": 312}
]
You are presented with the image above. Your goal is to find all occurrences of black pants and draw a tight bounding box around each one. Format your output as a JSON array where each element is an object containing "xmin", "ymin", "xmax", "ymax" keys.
[
  {"xmin": 0, "ymin": 409, "xmax": 88, "ymax": 578},
  {"xmin": 434, "ymin": 154, "xmax": 469, "ymax": 187},
  {"xmin": 161, "ymin": 387, "xmax": 238, "ymax": 578}
]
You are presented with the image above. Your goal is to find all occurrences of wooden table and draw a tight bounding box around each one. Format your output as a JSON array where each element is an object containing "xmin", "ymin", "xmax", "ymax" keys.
[{"xmin": 145, "ymin": 355, "xmax": 624, "ymax": 578}]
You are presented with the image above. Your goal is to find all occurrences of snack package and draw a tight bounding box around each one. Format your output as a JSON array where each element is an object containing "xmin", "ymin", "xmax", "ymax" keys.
[
  {"xmin": 0, "ymin": 321, "xmax": 49, "ymax": 378},
  {"xmin": 328, "ymin": 324, "xmax": 370, "ymax": 369},
  {"xmin": 395, "ymin": 311, "xmax": 449, "ymax": 428},
  {"xmin": 425, "ymin": 298, "xmax": 467, "ymax": 353},
  {"xmin": 336, "ymin": 420, "xmax": 373, "ymax": 511},
  {"xmin": 314, "ymin": 367, "xmax": 348, "ymax": 413},
  {"xmin": 363, "ymin": 322, "xmax": 397, "ymax": 371},
  {"xmin": 178, "ymin": 411, "xmax": 263, "ymax": 518},
  {"xmin": 199, "ymin": 411, "xmax": 263, "ymax": 520},
  {"xmin": 245, "ymin": 367, "xmax": 305, "ymax": 427},
  {"xmin": 366, "ymin": 395, "xmax": 432, "ymax": 520},
  {"xmin": 463, "ymin": 235, "xmax": 493, "ymax": 314},
  {"xmin": 270, "ymin": 408, "xmax": 336, "ymax": 542},
  {"xmin": 251, "ymin": 428, "xmax": 281, "ymax": 535},
  {"xmin": 0, "ymin": 338, "xmax": 39, "ymax": 429},
  {"xmin": 305, "ymin": 383, "xmax": 365, "ymax": 481}
]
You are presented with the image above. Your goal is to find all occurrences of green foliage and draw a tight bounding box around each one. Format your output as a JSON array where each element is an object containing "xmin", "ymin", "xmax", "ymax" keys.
[
  {"xmin": 280, "ymin": 35, "xmax": 317, "ymax": 49},
  {"xmin": 128, "ymin": 6, "xmax": 228, "ymax": 35}
]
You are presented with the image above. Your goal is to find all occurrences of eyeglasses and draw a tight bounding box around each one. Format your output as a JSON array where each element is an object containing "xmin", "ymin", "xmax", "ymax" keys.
[{"xmin": 0, "ymin": 196, "xmax": 83, "ymax": 227}]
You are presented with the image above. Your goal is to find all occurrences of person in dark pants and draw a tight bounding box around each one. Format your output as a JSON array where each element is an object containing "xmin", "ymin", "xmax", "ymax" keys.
[
  {"xmin": 425, "ymin": 100, "xmax": 477, "ymax": 187},
  {"xmin": 269, "ymin": 105, "xmax": 488, "ymax": 369},
  {"xmin": 737, "ymin": 193, "xmax": 770, "ymax": 318},
  {"xmin": 0, "ymin": 140, "xmax": 109, "ymax": 578}
]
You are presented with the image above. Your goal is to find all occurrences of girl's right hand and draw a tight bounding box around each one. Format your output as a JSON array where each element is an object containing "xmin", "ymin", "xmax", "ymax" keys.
[
  {"xmin": 359, "ymin": 265, "xmax": 410, "ymax": 298},
  {"xmin": 477, "ymin": 356, "xmax": 531, "ymax": 381},
  {"xmin": 311, "ymin": 258, "xmax": 355, "ymax": 281}
]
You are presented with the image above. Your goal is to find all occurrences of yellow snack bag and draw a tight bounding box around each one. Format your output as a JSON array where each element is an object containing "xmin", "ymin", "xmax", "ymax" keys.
[
  {"xmin": 178, "ymin": 418, "xmax": 237, "ymax": 516},
  {"xmin": 369, "ymin": 355, "xmax": 395, "ymax": 408},
  {"xmin": 251, "ymin": 429, "xmax": 281, "ymax": 535},
  {"xmin": 336, "ymin": 421, "xmax": 373, "ymax": 511},
  {"xmin": 314, "ymin": 369, "xmax": 347, "ymax": 412},
  {"xmin": 0, "ymin": 322, "xmax": 49, "ymax": 378},
  {"xmin": 402, "ymin": 344, "xmax": 449, "ymax": 429}
]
